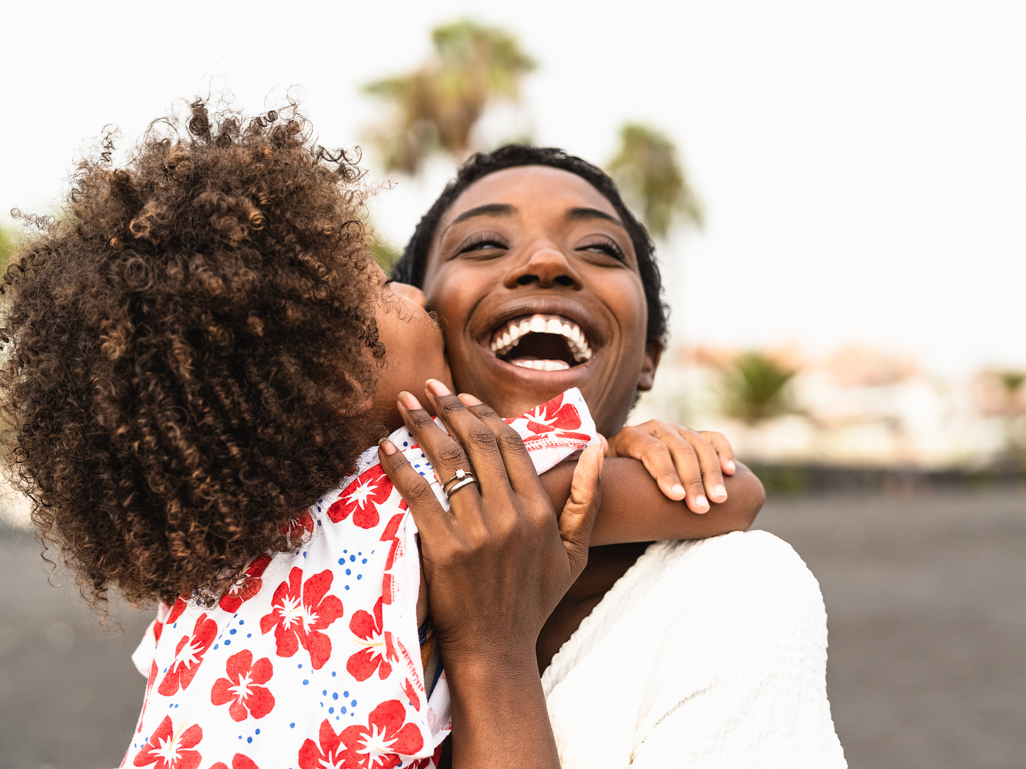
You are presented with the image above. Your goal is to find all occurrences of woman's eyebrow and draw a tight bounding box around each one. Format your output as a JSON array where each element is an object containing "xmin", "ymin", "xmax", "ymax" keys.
[
  {"xmin": 445, "ymin": 203, "xmax": 515, "ymax": 230},
  {"xmin": 565, "ymin": 206, "xmax": 626, "ymax": 230}
]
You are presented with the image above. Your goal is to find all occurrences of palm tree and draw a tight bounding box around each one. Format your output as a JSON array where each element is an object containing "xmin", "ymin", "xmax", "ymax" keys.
[
  {"xmin": 720, "ymin": 351, "xmax": 798, "ymax": 425},
  {"xmin": 994, "ymin": 370, "xmax": 1026, "ymax": 461},
  {"xmin": 362, "ymin": 19, "xmax": 535, "ymax": 175},
  {"xmin": 607, "ymin": 122, "xmax": 703, "ymax": 240}
]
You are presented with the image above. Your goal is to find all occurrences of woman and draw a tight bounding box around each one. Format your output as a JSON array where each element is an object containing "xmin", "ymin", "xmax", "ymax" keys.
[{"xmin": 386, "ymin": 145, "xmax": 847, "ymax": 767}]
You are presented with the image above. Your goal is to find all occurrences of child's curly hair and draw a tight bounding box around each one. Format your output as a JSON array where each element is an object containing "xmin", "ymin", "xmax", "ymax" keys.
[{"xmin": 0, "ymin": 100, "xmax": 384, "ymax": 611}]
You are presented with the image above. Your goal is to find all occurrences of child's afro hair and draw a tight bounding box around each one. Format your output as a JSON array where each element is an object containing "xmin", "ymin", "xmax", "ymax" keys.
[{"xmin": 1, "ymin": 99, "xmax": 383, "ymax": 610}]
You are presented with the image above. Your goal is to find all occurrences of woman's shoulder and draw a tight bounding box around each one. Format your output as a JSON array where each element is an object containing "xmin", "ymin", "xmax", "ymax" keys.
[{"xmin": 647, "ymin": 531, "xmax": 821, "ymax": 596}]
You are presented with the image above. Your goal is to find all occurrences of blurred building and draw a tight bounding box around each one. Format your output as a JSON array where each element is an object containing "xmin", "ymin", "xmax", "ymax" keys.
[{"xmin": 635, "ymin": 343, "xmax": 1018, "ymax": 471}]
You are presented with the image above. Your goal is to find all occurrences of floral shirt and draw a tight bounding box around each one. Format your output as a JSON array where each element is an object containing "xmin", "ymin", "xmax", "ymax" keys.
[{"xmin": 124, "ymin": 390, "xmax": 597, "ymax": 769}]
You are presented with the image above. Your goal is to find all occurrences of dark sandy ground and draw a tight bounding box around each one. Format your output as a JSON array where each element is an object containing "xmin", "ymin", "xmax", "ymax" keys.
[{"xmin": 2, "ymin": 486, "xmax": 1024, "ymax": 768}]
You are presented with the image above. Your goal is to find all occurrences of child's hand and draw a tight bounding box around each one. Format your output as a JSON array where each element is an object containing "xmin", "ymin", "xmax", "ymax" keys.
[{"xmin": 605, "ymin": 421, "xmax": 736, "ymax": 513}]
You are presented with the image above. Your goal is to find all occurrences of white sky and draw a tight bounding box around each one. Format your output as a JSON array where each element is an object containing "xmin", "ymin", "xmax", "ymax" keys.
[{"xmin": 3, "ymin": 0, "xmax": 1024, "ymax": 376}]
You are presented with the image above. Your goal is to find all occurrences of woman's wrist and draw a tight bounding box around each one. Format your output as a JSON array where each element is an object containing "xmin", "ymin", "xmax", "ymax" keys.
[
  {"xmin": 444, "ymin": 649, "xmax": 560, "ymax": 769},
  {"xmin": 440, "ymin": 642, "xmax": 540, "ymax": 685}
]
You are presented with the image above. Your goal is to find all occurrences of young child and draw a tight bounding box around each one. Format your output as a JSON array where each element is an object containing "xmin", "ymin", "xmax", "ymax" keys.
[{"xmin": 0, "ymin": 100, "xmax": 760, "ymax": 769}]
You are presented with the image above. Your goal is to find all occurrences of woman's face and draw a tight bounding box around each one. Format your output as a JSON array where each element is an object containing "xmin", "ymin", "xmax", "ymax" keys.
[
  {"xmin": 420, "ymin": 166, "xmax": 658, "ymax": 435},
  {"xmin": 368, "ymin": 261, "xmax": 454, "ymax": 433}
]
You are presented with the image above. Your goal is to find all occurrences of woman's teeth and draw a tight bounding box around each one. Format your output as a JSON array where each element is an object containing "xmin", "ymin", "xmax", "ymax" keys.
[
  {"xmin": 513, "ymin": 359, "xmax": 571, "ymax": 371},
  {"xmin": 489, "ymin": 314, "xmax": 593, "ymax": 363}
]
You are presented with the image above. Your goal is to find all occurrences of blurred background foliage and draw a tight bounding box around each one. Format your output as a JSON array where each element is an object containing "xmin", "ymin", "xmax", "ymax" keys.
[
  {"xmin": 360, "ymin": 18, "xmax": 701, "ymax": 253},
  {"xmin": 608, "ymin": 123, "xmax": 704, "ymax": 239},
  {"xmin": 0, "ymin": 220, "xmax": 20, "ymax": 274},
  {"xmin": 719, "ymin": 351, "xmax": 799, "ymax": 425},
  {"xmin": 362, "ymin": 19, "xmax": 535, "ymax": 176}
]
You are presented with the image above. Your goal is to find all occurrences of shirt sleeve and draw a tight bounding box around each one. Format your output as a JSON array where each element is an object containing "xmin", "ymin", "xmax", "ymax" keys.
[{"xmin": 502, "ymin": 387, "xmax": 599, "ymax": 473}]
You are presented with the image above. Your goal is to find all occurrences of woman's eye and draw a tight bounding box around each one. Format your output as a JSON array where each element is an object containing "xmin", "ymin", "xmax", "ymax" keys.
[
  {"xmin": 579, "ymin": 239, "xmax": 625, "ymax": 262},
  {"xmin": 457, "ymin": 236, "xmax": 508, "ymax": 256}
]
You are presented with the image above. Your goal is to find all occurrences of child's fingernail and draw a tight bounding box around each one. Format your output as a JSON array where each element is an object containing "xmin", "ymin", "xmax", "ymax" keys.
[
  {"xmin": 713, "ymin": 484, "xmax": 727, "ymax": 500},
  {"xmin": 425, "ymin": 379, "xmax": 451, "ymax": 396},
  {"xmin": 695, "ymin": 495, "xmax": 710, "ymax": 511},
  {"xmin": 671, "ymin": 483, "xmax": 686, "ymax": 497},
  {"xmin": 725, "ymin": 460, "xmax": 736, "ymax": 473},
  {"xmin": 378, "ymin": 439, "xmax": 397, "ymax": 456},
  {"xmin": 458, "ymin": 392, "xmax": 482, "ymax": 406},
  {"xmin": 399, "ymin": 391, "xmax": 422, "ymax": 410}
]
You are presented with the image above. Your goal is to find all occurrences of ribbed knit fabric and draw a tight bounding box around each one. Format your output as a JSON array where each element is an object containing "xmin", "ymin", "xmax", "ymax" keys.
[{"xmin": 541, "ymin": 531, "xmax": 847, "ymax": 768}]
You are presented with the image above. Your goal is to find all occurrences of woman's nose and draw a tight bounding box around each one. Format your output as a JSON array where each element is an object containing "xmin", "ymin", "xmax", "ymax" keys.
[
  {"xmin": 391, "ymin": 282, "xmax": 427, "ymax": 308},
  {"xmin": 505, "ymin": 245, "xmax": 580, "ymax": 289}
]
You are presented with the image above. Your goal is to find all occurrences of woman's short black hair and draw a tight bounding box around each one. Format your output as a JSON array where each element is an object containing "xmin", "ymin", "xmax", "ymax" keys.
[{"xmin": 391, "ymin": 144, "xmax": 669, "ymax": 349}]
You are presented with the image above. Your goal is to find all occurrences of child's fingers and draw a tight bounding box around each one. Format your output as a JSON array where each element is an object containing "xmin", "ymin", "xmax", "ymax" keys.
[
  {"xmin": 609, "ymin": 424, "xmax": 689, "ymax": 503},
  {"xmin": 676, "ymin": 430, "xmax": 728, "ymax": 506},
  {"xmin": 559, "ymin": 444, "xmax": 603, "ymax": 576},
  {"xmin": 699, "ymin": 430, "xmax": 737, "ymax": 475},
  {"xmin": 377, "ymin": 439, "xmax": 452, "ymax": 542}
]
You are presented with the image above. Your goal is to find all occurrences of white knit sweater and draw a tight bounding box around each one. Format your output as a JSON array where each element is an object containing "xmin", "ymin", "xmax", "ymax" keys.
[{"xmin": 541, "ymin": 531, "xmax": 847, "ymax": 768}]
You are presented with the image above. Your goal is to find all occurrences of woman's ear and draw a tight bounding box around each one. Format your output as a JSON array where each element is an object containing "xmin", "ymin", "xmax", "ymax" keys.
[{"xmin": 636, "ymin": 342, "xmax": 662, "ymax": 392}]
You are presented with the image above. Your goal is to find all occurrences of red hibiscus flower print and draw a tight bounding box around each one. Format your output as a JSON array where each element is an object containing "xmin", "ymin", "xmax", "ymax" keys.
[
  {"xmin": 166, "ymin": 596, "xmax": 189, "ymax": 627},
  {"xmin": 259, "ymin": 568, "xmax": 343, "ymax": 669},
  {"xmin": 282, "ymin": 510, "xmax": 315, "ymax": 540},
  {"xmin": 133, "ymin": 716, "xmax": 202, "ymax": 769},
  {"xmin": 136, "ymin": 660, "xmax": 159, "ymax": 734},
  {"xmin": 522, "ymin": 393, "xmax": 582, "ymax": 434},
  {"xmin": 379, "ymin": 505, "xmax": 405, "ymax": 543},
  {"xmin": 401, "ymin": 677, "xmax": 420, "ymax": 712},
  {"xmin": 157, "ymin": 614, "xmax": 217, "ymax": 696},
  {"xmin": 338, "ymin": 700, "xmax": 425, "ymax": 769},
  {"xmin": 210, "ymin": 650, "xmax": 275, "ymax": 722},
  {"xmin": 346, "ymin": 598, "xmax": 392, "ymax": 682},
  {"xmin": 327, "ymin": 465, "xmax": 392, "ymax": 529},
  {"xmin": 208, "ymin": 756, "xmax": 258, "ymax": 769},
  {"xmin": 409, "ymin": 743, "xmax": 444, "ymax": 769},
  {"xmin": 219, "ymin": 555, "xmax": 272, "ymax": 613},
  {"xmin": 298, "ymin": 720, "xmax": 347, "ymax": 769}
]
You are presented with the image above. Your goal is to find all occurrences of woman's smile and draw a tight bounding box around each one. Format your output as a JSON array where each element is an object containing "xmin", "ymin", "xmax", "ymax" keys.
[{"xmin": 420, "ymin": 166, "xmax": 658, "ymax": 434}]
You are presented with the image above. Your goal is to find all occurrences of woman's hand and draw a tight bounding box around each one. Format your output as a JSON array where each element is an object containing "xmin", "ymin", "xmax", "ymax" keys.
[
  {"xmin": 378, "ymin": 379, "xmax": 603, "ymax": 769},
  {"xmin": 378, "ymin": 379, "xmax": 602, "ymax": 662},
  {"xmin": 606, "ymin": 421, "xmax": 737, "ymax": 513}
]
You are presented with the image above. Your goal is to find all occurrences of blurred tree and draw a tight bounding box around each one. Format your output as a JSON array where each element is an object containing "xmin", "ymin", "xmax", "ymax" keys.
[
  {"xmin": 362, "ymin": 19, "xmax": 535, "ymax": 175},
  {"xmin": 0, "ymin": 220, "xmax": 21, "ymax": 273},
  {"xmin": 368, "ymin": 221, "xmax": 402, "ymax": 271},
  {"xmin": 997, "ymin": 370, "xmax": 1025, "ymax": 401},
  {"xmin": 607, "ymin": 122, "xmax": 703, "ymax": 239},
  {"xmin": 994, "ymin": 370, "xmax": 1026, "ymax": 461},
  {"xmin": 720, "ymin": 351, "xmax": 798, "ymax": 425}
]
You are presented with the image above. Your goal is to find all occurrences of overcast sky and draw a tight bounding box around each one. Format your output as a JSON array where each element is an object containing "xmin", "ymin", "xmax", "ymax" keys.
[{"xmin": 3, "ymin": 0, "xmax": 1024, "ymax": 376}]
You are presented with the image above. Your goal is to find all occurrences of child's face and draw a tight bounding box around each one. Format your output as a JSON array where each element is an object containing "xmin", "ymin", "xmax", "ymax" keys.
[{"xmin": 369, "ymin": 261, "xmax": 455, "ymax": 432}]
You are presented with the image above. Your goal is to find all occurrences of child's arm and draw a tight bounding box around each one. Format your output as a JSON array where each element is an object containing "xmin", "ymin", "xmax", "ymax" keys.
[
  {"xmin": 539, "ymin": 456, "xmax": 764, "ymax": 547},
  {"xmin": 460, "ymin": 395, "xmax": 765, "ymax": 547}
]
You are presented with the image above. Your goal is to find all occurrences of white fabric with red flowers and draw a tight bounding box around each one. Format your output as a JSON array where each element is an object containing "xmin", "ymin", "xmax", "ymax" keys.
[{"xmin": 123, "ymin": 389, "xmax": 596, "ymax": 769}]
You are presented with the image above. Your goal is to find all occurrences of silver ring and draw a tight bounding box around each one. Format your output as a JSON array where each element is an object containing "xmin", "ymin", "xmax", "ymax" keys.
[
  {"xmin": 445, "ymin": 476, "xmax": 479, "ymax": 496},
  {"xmin": 441, "ymin": 468, "xmax": 472, "ymax": 492}
]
